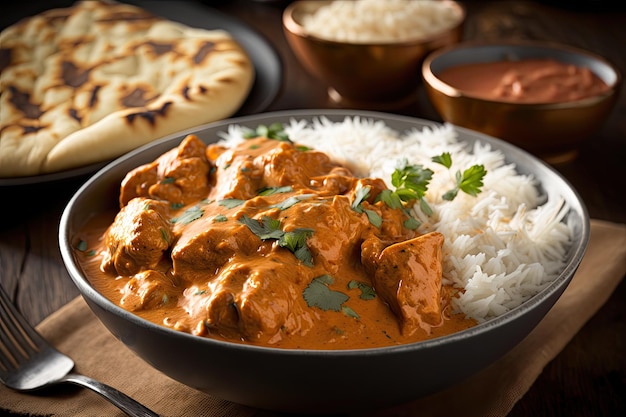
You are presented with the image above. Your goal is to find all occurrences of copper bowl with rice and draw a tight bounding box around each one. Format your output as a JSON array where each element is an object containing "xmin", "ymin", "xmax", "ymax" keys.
[{"xmin": 283, "ymin": 0, "xmax": 465, "ymax": 110}]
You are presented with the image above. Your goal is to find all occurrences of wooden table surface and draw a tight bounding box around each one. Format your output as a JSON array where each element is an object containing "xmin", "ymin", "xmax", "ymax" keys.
[{"xmin": 1, "ymin": 1, "xmax": 625, "ymax": 416}]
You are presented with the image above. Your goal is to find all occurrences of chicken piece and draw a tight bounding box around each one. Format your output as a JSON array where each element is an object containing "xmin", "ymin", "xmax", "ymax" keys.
[
  {"xmin": 198, "ymin": 260, "xmax": 313, "ymax": 343},
  {"xmin": 119, "ymin": 134, "xmax": 211, "ymax": 207},
  {"xmin": 361, "ymin": 232, "xmax": 445, "ymax": 336},
  {"xmin": 101, "ymin": 198, "xmax": 172, "ymax": 276},
  {"xmin": 208, "ymin": 138, "xmax": 351, "ymax": 201},
  {"xmin": 260, "ymin": 141, "xmax": 347, "ymax": 190},
  {"xmin": 170, "ymin": 218, "xmax": 260, "ymax": 282},
  {"xmin": 120, "ymin": 270, "xmax": 175, "ymax": 312},
  {"xmin": 283, "ymin": 195, "xmax": 370, "ymax": 275}
]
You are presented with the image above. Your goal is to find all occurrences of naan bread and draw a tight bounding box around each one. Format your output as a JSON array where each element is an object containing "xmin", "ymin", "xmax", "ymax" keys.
[{"xmin": 0, "ymin": 0, "xmax": 254, "ymax": 177}]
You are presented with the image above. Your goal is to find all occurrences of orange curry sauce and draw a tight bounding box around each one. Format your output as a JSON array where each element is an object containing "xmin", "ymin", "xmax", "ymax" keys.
[
  {"xmin": 437, "ymin": 58, "xmax": 609, "ymax": 104},
  {"xmin": 75, "ymin": 134, "xmax": 476, "ymax": 350}
]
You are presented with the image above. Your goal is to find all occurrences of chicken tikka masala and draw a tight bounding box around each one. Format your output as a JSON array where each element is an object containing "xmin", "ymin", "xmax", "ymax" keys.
[{"xmin": 75, "ymin": 127, "xmax": 476, "ymax": 349}]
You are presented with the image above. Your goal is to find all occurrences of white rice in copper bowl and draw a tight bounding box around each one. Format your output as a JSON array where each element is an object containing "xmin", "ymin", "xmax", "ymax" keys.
[
  {"xmin": 219, "ymin": 116, "xmax": 574, "ymax": 323},
  {"xmin": 301, "ymin": 0, "xmax": 464, "ymax": 43}
]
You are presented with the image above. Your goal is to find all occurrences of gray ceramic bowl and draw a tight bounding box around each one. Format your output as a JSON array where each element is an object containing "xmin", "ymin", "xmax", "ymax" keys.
[{"xmin": 59, "ymin": 109, "xmax": 589, "ymax": 414}]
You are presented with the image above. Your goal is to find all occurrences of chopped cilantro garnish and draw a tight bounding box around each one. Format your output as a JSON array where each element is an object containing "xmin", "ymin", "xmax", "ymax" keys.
[
  {"xmin": 442, "ymin": 164, "xmax": 487, "ymax": 201},
  {"xmin": 418, "ymin": 198, "xmax": 433, "ymax": 216},
  {"xmin": 218, "ymin": 198, "xmax": 246, "ymax": 209},
  {"xmin": 376, "ymin": 189, "xmax": 403, "ymax": 209},
  {"xmin": 258, "ymin": 185, "xmax": 293, "ymax": 196},
  {"xmin": 269, "ymin": 194, "xmax": 314, "ymax": 210},
  {"xmin": 171, "ymin": 205, "xmax": 204, "ymax": 225},
  {"xmin": 391, "ymin": 160, "xmax": 433, "ymax": 202},
  {"xmin": 239, "ymin": 215, "xmax": 314, "ymax": 265},
  {"xmin": 239, "ymin": 215, "xmax": 284, "ymax": 240},
  {"xmin": 243, "ymin": 122, "xmax": 291, "ymax": 142},
  {"xmin": 76, "ymin": 240, "xmax": 96, "ymax": 256},
  {"xmin": 270, "ymin": 196, "xmax": 301, "ymax": 210},
  {"xmin": 279, "ymin": 229, "xmax": 314, "ymax": 266},
  {"xmin": 457, "ymin": 164, "xmax": 487, "ymax": 197},
  {"xmin": 76, "ymin": 240, "xmax": 88, "ymax": 252},
  {"xmin": 431, "ymin": 152, "xmax": 453, "ymax": 168},
  {"xmin": 351, "ymin": 184, "xmax": 370, "ymax": 213},
  {"xmin": 403, "ymin": 216, "xmax": 421, "ymax": 230},
  {"xmin": 378, "ymin": 155, "xmax": 486, "ymax": 218},
  {"xmin": 303, "ymin": 275, "xmax": 349, "ymax": 312},
  {"xmin": 160, "ymin": 228, "xmax": 169, "ymax": 244},
  {"xmin": 213, "ymin": 214, "xmax": 228, "ymax": 223},
  {"xmin": 347, "ymin": 280, "xmax": 376, "ymax": 300},
  {"xmin": 342, "ymin": 306, "xmax": 360, "ymax": 319},
  {"xmin": 364, "ymin": 209, "xmax": 382, "ymax": 228},
  {"xmin": 351, "ymin": 184, "xmax": 382, "ymax": 227},
  {"xmin": 432, "ymin": 153, "xmax": 487, "ymax": 201}
]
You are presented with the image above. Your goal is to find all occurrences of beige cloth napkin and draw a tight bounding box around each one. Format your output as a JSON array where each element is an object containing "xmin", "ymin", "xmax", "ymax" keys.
[{"xmin": 2, "ymin": 219, "xmax": 625, "ymax": 417}]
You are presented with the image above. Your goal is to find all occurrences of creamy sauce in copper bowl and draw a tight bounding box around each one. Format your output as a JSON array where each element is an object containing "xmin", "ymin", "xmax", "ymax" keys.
[{"xmin": 437, "ymin": 58, "xmax": 610, "ymax": 103}]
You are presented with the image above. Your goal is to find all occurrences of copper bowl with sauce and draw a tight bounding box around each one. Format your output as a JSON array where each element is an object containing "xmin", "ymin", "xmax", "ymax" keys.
[
  {"xmin": 422, "ymin": 40, "xmax": 621, "ymax": 164},
  {"xmin": 283, "ymin": 0, "xmax": 465, "ymax": 110},
  {"xmin": 58, "ymin": 110, "xmax": 590, "ymax": 415}
]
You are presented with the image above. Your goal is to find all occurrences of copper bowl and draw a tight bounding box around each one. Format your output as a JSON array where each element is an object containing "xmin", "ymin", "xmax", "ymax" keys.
[
  {"xmin": 422, "ymin": 40, "xmax": 621, "ymax": 164},
  {"xmin": 283, "ymin": 0, "xmax": 465, "ymax": 110}
]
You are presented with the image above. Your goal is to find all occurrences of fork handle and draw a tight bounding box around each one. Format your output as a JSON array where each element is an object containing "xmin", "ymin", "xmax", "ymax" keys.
[{"xmin": 59, "ymin": 373, "xmax": 160, "ymax": 417}]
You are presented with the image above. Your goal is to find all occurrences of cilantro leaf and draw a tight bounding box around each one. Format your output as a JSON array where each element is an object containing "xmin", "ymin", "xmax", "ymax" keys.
[
  {"xmin": 403, "ymin": 216, "xmax": 421, "ymax": 230},
  {"xmin": 240, "ymin": 215, "xmax": 314, "ymax": 266},
  {"xmin": 376, "ymin": 189, "xmax": 403, "ymax": 209},
  {"xmin": 391, "ymin": 161, "xmax": 433, "ymax": 202},
  {"xmin": 171, "ymin": 206, "xmax": 204, "ymax": 225},
  {"xmin": 442, "ymin": 188, "xmax": 458, "ymax": 201},
  {"xmin": 243, "ymin": 122, "xmax": 291, "ymax": 142},
  {"xmin": 239, "ymin": 215, "xmax": 284, "ymax": 240},
  {"xmin": 364, "ymin": 209, "xmax": 382, "ymax": 228},
  {"xmin": 303, "ymin": 275, "xmax": 349, "ymax": 312},
  {"xmin": 347, "ymin": 280, "xmax": 376, "ymax": 300},
  {"xmin": 257, "ymin": 186, "xmax": 293, "ymax": 196},
  {"xmin": 351, "ymin": 184, "xmax": 371, "ymax": 213},
  {"xmin": 76, "ymin": 240, "xmax": 88, "ymax": 251},
  {"xmin": 432, "ymin": 152, "xmax": 452, "ymax": 168},
  {"xmin": 419, "ymin": 198, "xmax": 433, "ymax": 216},
  {"xmin": 269, "ymin": 194, "xmax": 314, "ymax": 210},
  {"xmin": 458, "ymin": 164, "xmax": 487, "ymax": 196},
  {"xmin": 219, "ymin": 198, "xmax": 246, "ymax": 209},
  {"xmin": 443, "ymin": 164, "xmax": 487, "ymax": 201},
  {"xmin": 278, "ymin": 228, "xmax": 314, "ymax": 266},
  {"xmin": 342, "ymin": 306, "xmax": 360, "ymax": 319}
]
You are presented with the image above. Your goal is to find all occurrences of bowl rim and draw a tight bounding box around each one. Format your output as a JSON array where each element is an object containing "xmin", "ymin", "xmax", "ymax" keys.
[
  {"xmin": 421, "ymin": 39, "xmax": 622, "ymax": 107},
  {"xmin": 282, "ymin": 0, "xmax": 466, "ymax": 47},
  {"xmin": 59, "ymin": 108, "xmax": 591, "ymax": 358}
]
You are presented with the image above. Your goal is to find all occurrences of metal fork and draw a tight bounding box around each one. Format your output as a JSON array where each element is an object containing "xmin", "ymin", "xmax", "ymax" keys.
[{"xmin": 0, "ymin": 286, "xmax": 160, "ymax": 417}]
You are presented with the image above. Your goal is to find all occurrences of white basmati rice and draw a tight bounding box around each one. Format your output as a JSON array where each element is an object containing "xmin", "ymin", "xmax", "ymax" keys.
[
  {"xmin": 301, "ymin": 0, "xmax": 463, "ymax": 43},
  {"xmin": 218, "ymin": 116, "xmax": 574, "ymax": 323}
]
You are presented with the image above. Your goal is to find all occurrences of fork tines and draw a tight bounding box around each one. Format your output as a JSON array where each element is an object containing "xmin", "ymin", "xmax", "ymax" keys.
[{"xmin": 0, "ymin": 286, "xmax": 43, "ymax": 375}]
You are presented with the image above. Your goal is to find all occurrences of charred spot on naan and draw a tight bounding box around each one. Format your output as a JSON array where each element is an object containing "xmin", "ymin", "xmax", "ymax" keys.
[{"xmin": 125, "ymin": 102, "xmax": 173, "ymax": 126}]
